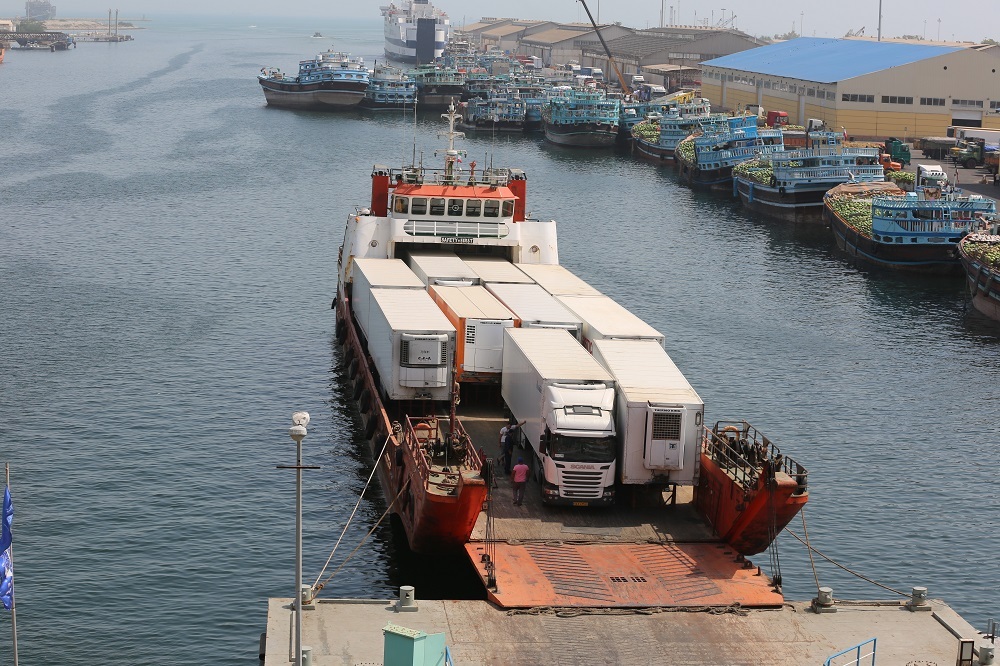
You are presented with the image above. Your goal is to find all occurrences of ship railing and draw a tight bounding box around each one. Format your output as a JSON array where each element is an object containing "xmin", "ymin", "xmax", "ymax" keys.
[
  {"xmin": 776, "ymin": 165, "xmax": 885, "ymax": 182},
  {"xmin": 873, "ymin": 195, "xmax": 997, "ymax": 212},
  {"xmin": 823, "ymin": 638, "xmax": 876, "ymax": 666},
  {"xmin": 403, "ymin": 415, "xmax": 481, "ymax": 493},
  {"xmin": 402, "ymin": 220, "xmax": 510, "ymax": 239},
  {"xmin": 703, "ymin": 421, "xmax": 808, "ymax": 496},
  {"xmin": 389, "ymin": 165, "xmax": 516, "ymax": 187}
]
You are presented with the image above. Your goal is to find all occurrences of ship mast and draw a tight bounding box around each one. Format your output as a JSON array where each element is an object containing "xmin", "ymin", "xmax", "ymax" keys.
[{"xmin": 436, "ymin": 100, "xmax": 467, "ymax": 183}]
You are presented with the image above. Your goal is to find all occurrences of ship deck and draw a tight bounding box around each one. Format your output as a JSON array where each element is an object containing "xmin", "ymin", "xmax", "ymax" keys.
[
  {"xmin": 456, "ymin": 411, "xmax": 783, "ymax": 608},
  {"xmin": 262, "ymin": 596, "xmax": 991, "ymax": 666}
]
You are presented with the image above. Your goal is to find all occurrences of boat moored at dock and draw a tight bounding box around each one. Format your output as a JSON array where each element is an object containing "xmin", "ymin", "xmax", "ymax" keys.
[
  {"xmin": 358, "ymin": 64, "xmax": 416, "ymax": 110},
  {"xmin": 542, "ymin": 87, "xmax": 621, "ymax": 148},
  {"xmin": 630, "ymin": 97, "xmax": 718, "ymax": 162},
  {"xmin": 958, "ymin": 230, "xmax": 1000, "ymax": 321},
  {"xmin": 676, "ymin": 115, "xmax": 784, "ymax": 190},
  {"xmin": 258, "ymin": 50, "xmax": 369, "ymax": 110}
]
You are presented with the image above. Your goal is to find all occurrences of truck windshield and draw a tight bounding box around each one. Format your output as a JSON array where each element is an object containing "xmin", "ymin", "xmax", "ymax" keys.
[{"xmin": 549, "ymin": 435, "xmax": 616, "ymax": 463}]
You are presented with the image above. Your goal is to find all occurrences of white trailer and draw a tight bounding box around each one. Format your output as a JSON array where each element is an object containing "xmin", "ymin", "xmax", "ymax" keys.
[
  {"xmin": 407, "ymin": 252, "xmax": 480, "ymax": 286},
  {"xmin": 515, "ymin": 263, "xmax": 601, "ymax": 296},
  {"xmin": 556, "ymin": 294, "xmax": 664, "ymax": 351},
  {"xmin": 591, "ymin": 339, "xmax": 704, "ymax": 489},
  {"xmin": 351, "ymin": 258, "xmax": 425, "ymax": 341},
  {"xmin": 366, "ymin": 288, "xmax": 456, "ymax": 401},
  {"xmin": 462, "ymin": 257, "xmax": 534, "ymax": 284},
  {"xmin": 484, "ymin": 283, "xmax": 583, "ymax": 339},
  {"xmin": 428, "ymin": 285, "xmax": 515, "ymax": 383},
  {"xmin": 501, "ymin": 328, "xmax": 616, "ymax": 506}
]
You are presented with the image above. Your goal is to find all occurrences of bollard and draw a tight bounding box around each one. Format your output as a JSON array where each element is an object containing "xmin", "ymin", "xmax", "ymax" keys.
[
  {"xmin": 397, "ymin": 585, "xmax": 418, "ymax": 612},
  {"xmin": 981, "ymin": 644, "xmax": 995, "ymax": 665},
  {"xmin": 302, "ymin": 645, "xmax": 312, "ymax": 666},
  {"xmin": 907, "ymin": 586, "xmax": 931, "ymax": 612},
  {"xmin": 812, "ymin": 586, "xmax": 837, "ymax": 614}
]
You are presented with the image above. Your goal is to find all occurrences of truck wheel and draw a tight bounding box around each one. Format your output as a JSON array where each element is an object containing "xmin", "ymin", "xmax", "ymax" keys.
[{"xmin": 966, "ymin": 158, "xmax": 979, "ymax": 170}]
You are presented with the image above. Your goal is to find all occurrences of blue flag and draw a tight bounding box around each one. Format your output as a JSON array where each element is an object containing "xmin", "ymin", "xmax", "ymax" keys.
[
  {"xmin": 0, "ymin": 486, "xmax": 12, "ymax": 553},
  {"xmin": 1, "ymin": 487, "xmax": 12, "ymax": 610}
]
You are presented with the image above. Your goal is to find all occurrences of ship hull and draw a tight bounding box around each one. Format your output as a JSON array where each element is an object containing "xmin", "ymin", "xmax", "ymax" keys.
[
  {"xmin": 543, "ymin": 122, "xmax": 619, "ymax": 148},
  {"xmin": 417, "ymin": 87, "xmax": 465, "ymax": 109},
  {"xmin": 259, "ymin": 78, "xmax": 366, "ymax": 110},
  {"xmin": 632, "ymin": 138, "xmax": 676, "ymax": 162},
  {"xmin": 959, "ymin": 242, "xmax": 1000, "ymax": 322},
  {"xmin": 826, "ymin": 206, "xmax": 962, "ymax": 274},
  {"xmin": 677, "ymin": 159, "xmax": 732, "ymax": 190},
  {"xmin": 735, "ymin": 179, "xmax": 827, "ymax": 224},
  {"xmin": 334, "ymin": 293, "xmax": 487, "ymax": 554}
]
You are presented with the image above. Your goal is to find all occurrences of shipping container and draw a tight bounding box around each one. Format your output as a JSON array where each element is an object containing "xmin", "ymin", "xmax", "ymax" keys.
[
  {"xmin": 407, "ymin": 252, "xmax": 480, "ymax": 286},
  {"xmin": 428, "ymin": 285, "xmax": 516, "ymax": 383},
  {"xmin": 366, "ymin": 288, "xmax": 456, "ymax": 401},
  {"xmin": 351, "ymin": 258, "xmax": 425, "ymax": 342},
  {"xmin": 556, "ymin": 294, "xmax": 664, "ymax": 350},
  {"xmin": 515, "ymin": 263, "xmax": 601, "ymax": 296},
  {"xmin": 501, "ymin": 328, "xmax": 616, "ymax": 505},
  {"xmin": 591, "ymin": 339, "xmax": 704, "ymax": 488},
  {"xmin": 484, "ymin": 282, "xmax": 583, "ymax": 338}
]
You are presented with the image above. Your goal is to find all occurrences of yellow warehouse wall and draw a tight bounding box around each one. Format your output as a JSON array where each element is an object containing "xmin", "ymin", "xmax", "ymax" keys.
[
  {"xmin": 983, "ymin": 116, "xmax": 1000, "ymax": 130},
  {"xmin": 702, "ymin": 82, "xmax": 722, "ymax": 102},
  {"xmin": 836, "ymin": 110, "xmax": 953, "ymax": 140},
  {"xmin": 723, "ymin": 87, "xmax": 758, "ymax": 110}
]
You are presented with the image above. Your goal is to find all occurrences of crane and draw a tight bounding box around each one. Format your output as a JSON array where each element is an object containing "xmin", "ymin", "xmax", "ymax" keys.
[
  {"xmin": 844, "ymin": 26, "xmax": 865, "ymax": 37},
  {"xmin": 576, "ymin": 0, "xmax": 631, "ymax": 94}
]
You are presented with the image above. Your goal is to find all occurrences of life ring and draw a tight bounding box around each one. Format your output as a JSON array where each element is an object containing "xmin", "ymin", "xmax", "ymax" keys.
[
  {"xmin": 722, "ymin": 425, "xmax": 741, "ymax": 436},
  {"xmin": 359, "ymin": 388, "xmax": 372, "ymax": 413},
  {"xmin": 413, "ymin": 421, "xmax": 433, "ymax": 442}
]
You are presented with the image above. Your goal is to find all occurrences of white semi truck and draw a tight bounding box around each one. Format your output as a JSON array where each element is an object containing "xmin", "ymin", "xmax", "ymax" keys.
[
  {"xmin": 501, "ymin": 327, "xmax": 617, "ymax": 506},
  {"xmin": 591, "ymin": 339, "xmax": 705, "ymax": 500}
]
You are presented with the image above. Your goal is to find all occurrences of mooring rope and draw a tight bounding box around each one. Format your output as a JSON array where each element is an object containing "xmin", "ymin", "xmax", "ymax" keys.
[
  {"xmin": 507, "ymin": 603, "xmax": 750, "ymax": 618},
  {"xmin": 311, "ymin": 433, "xmax": 391, "ymax": 590},
  {"xmin": 800, "ymin": 508, "xmax": 821, "ymax": 596},
  {"xmin": 785, "ymin": 525, "xmax": 908, "ymax": 597}
]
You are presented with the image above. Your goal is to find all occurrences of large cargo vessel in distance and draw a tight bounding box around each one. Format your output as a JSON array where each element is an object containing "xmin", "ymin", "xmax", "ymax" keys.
[
  {"xmin": 333, "ymin": 103, "xmax": 809, "ymax": 609},
  {"xmin": 380, "ymin": 0, "xmax": 451, "ymax": 64}
]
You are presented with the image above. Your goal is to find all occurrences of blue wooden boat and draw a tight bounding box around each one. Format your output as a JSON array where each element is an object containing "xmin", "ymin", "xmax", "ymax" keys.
[
  {"xmin": 258, "ymin": 50, "xmax": 369, "ymax": 110},
  {"xmin": 631, "ymin": 98, "xmax": 721, "ymax": 162},
  {"xmin": 734, "ymin": 132, "xmax": 884, "ymax": 223},
  {"xmin": 826, "ymin": 181, "xmax": 998, "ymax": 273},
  {"xmin": 359, "ymin": 64, "xmax": 417, "ymax": 110},
  {"xmin": 460, "ymin": 87, "xmax": 527, "ymax": 132},
  {"xmin": 542, "ymin": 87, "xmax": 621, "ymax": 148},
  {"xmin": 676, "ymin": 115, "xmax": 784, "ymax": 190}
]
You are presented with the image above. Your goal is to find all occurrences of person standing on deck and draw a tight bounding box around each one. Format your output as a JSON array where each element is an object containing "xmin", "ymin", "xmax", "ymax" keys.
[
  {"xmin": 512, "ymin": 457, "xmax": 530, "ymax": 506},
  {"xmin": 499, "ymin": 420, "xmax": 525, "ymax": 475}
]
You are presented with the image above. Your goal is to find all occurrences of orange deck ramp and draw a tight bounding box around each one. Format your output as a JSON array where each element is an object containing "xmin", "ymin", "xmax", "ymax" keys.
[{"xmin": 465, "ymin": 541, "xmax": 784, "ymax": 608}]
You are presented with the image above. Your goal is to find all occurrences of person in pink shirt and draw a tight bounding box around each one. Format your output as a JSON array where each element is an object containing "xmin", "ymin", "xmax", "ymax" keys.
[{"xmin": 511, "ymin": 457, "xmax": 530, "ymax": 506}]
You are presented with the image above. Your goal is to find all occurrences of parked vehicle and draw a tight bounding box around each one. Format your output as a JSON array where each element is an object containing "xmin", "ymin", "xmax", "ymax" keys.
[
  {"xmin": 916, "ymin": 163, "xmax": 949, "ymax": 188},
  {"xmin": 914, "ymin": 136, "xmax": 956, "ymax": 160},
  {"xmin": 950, "ymin": 137, "xmax": 997, "ymax": 170},
  {"xmin": 765, "ymin": 110, "xmax": 789, "ymax": 127},
  {"xmin": 500, "ymin": 327, "xmax": 617, "ymax": 506},
  {"xmin": 884, "ymin": 138, "xmax": 911, "ymax": 166}
]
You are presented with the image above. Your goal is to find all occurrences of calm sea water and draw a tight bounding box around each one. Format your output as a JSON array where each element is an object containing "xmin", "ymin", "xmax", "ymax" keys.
[{"xmin": 1, "ymin": 16, "xmax": 998, "ymax": 664}]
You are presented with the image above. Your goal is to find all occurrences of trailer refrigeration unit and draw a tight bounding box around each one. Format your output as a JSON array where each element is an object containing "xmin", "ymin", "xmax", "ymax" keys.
[
  {"xmin": 484, "ymin": 282, "xmax": 583, "ymax": 339},
  {"xmin": 515, "ymin": 263, "xmax": 601, "ymax": 296},
  {"xmin": 501, "ymin": 327, "xmax": 617, "ymax": 506},
  {"xmin": 556, "ymin": 294, "xmax": 664, "ymax": 351},
  {"xmin": 349, "ymin": 257, "xmax": 426, "ymax": 341},
  {"xmin": 428, "ymin": 285, "xmax": 516, "ymax": 383},
  {"xmin": 590, "ymin": 339, "xmax": 705, "ymax": 498},
  {"xmin": 362, "ymin": 288, "xmax": 456, "ymax": 402},
  {"xmin": 407, "ymin": 252, "xmax": 480, "ymax": 287}
]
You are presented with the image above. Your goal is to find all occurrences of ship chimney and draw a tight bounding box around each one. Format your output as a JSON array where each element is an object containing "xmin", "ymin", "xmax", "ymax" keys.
[
  {"xmin": 507, "ymin": 170, "xmax": 527, "ymax": 222},
  {"xmin": 371, "ymin": 166, "xmax": 391, "ymax": 216}
]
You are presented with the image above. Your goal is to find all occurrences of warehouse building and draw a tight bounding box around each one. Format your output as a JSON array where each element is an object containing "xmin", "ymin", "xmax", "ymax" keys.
[{"xmin": 701, "ymin": 37, "xmax": 1000, "ymax": 140}]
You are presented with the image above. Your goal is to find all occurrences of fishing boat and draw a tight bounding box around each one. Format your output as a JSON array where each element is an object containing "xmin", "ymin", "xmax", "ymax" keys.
[
  {"xmin": 542, "ymin": 87, "xmax": 621, "ymax": 148},
  {"xmin": 409, "ymin": 64, "xmax": 465, "ymax": 109},
  {"xmin": 676, "ymin": 115, "xmax": 784, "ymax": 190},
  {"xmin": 258, "ymin": 50, "xmax": 369, "ymax": 110},
  {"xmin": 734, "ymin": 132, "xmax": 884, "ymax": 223},
  {"xmin": 630, "ymin": 97, "xmax": 718, "ymax": 162},
  {"xmin": 358, "ymin": 64, "xmax": 417, "ymax": 111},
  {"xmin": 958, "ymin": 229, "xmax": 1000, "ymax": 322},
  {"xmin": 381, "ymin": 0, "xmax": 451, "ymax": 64},
  {"xmin": 825, "ymin": 181, "xmax": 997, "ymax": 273},
  {"xmin": 459, "ymin": 88, "xmax": 526, "ymax": 132},
  {"xmin": 334, "ymin": 103, "xmax": 809, "ymax": 613}
]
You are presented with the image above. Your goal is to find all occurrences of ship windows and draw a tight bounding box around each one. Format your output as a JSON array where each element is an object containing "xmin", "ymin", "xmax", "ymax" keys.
[
  {"xmin": 393, "ymin": 196, "xmax": 409, "ymax": 214},
  {"xmin": 429, "ymin": 198, "xmax": 446, "ymax": 215},
  {"xmin": 502, "ymin": 200, "xmax": 514, "ymax": 217},
  {"xmin": 483, "ymin": 200, "xmax": 500, "ymax": 217},
  {"xmin": 465, "ymin": 199, "xmax": 482, "ymax": 216},
  {"xmin": 447, "ymin": 199, "xmax": 464, "ymax": 216},
  {"xmin": 410, "ymin": 198, "xmax": 428, "ymax": 215}
]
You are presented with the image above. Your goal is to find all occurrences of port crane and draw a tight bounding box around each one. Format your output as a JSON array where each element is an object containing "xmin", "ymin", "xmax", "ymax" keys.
[{"xmin": 576, "ymin": 0, "xmax": 631, "ymax": 94}]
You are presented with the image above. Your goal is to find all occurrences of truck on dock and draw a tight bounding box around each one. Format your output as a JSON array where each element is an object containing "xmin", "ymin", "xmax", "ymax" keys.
[
  {"xmin": 950, "ymin": 137, "xmax": 997, "ymax": 170},
  {"xmin": 501, "ymin": 327, "xmax": 617, "ymax": 506},
  {"xmin": 914, "ymin": 136, "xmax": 956, "ymax": 160},
  {"xmin": 590, "ymin": 339, "xmax": 705, "ymax": 500}
]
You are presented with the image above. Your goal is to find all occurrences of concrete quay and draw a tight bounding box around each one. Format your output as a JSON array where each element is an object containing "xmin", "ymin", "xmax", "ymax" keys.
[{"xmin": 262, "ymin": 593, "xmax": 996, "ymax": 665}]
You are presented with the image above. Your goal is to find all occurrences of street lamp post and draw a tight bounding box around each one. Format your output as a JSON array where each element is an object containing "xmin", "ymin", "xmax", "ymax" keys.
[{"xmin": 278, "ymin": 411, "xmax": 318, "ymax": 666}]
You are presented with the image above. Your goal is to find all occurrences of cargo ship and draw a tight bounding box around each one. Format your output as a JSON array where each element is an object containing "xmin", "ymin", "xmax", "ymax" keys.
[
  {"xmin": 675, "ymin": 114, "xmax": 784, "ymax": 189},
  {"xmin": 333, "ymin": 103, "xmax": 809, "ymax": 607},
  {"xmin": 381, "ymin": 0, "xmax": 451, "ymax": 64},
  {"xmin": 258, "ymin": 50, "xmax": 369, "ymax": 110},
  {"xmin": 542, "ymin": 87, "xmax": 621, "ymax": 148},
  {"xmin": 958, "ymin": 230, "xmax": 1000, "ymax": 321}
]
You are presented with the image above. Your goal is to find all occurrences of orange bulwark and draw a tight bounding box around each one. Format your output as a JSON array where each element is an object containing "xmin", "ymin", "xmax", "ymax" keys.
[{"xmin": 465, "ymin": 541, "xmax": 783, "ymax": 608}]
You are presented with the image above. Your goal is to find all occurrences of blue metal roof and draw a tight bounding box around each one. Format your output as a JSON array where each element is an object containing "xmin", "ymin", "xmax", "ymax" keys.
[{"xmin": 702, "ymin": 38, "xmax": 963, "ymax": 83}]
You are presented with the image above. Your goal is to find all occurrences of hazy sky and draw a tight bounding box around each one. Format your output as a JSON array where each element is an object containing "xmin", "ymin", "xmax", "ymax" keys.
[{"xmin": 9, "ymin": 0, "xmax": 997, "ymax": 43}]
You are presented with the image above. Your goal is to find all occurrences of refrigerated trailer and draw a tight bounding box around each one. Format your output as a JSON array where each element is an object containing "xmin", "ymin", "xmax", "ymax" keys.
[
  {"xmin": 501, "ymin": 327, "xmax": 616, "ymax": 505},
  {"xmin": 462, "ymin": 257, "xmax": 535, "ymax": 284},
  {"xmin": 428, "ymin": 285, "xmax": 516, "ymax": 383},
  {"xmin": 515, "ymin": 263, "xmax": 601, "ymax": 296},
  {"xmin": 556, "ymin": 294, "xmax": 664, "ymax": 350},
  {"xmin": 350, "ymin": 257, "xmax": 425, "ymax": 342},
  {"xmin": 365, "ymin": 288, "xmax": 456, "ymax": 402},
  {"xmin": 591, "ymin": 339, "xmax": 705, "ymax": 491},
  {"xmin": 484, "ymin": 282, "xmax": 583, "ymax": 339},
  {"xmin": 407, "ymin": 252, "xmax": 480, "ymax": 286}
]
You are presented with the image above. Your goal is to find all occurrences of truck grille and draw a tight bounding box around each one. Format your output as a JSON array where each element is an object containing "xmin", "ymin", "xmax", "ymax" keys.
[{"xmin": 558, "ymin": 469, "xmax": 605, "ymax": 498}]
